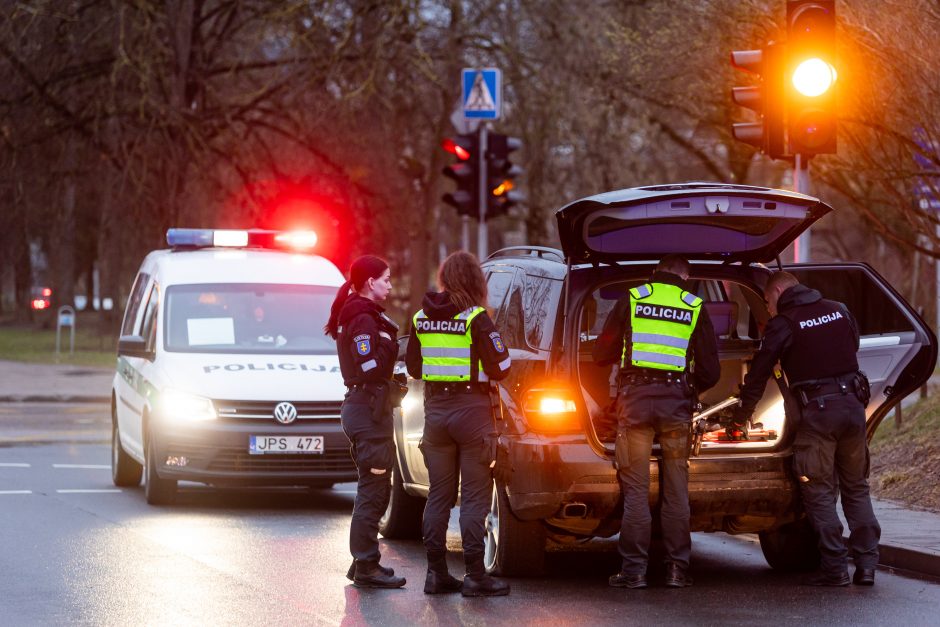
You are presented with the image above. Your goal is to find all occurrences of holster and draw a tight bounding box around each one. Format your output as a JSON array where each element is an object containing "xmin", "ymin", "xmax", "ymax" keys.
[{"xmin": 368, "ymin": 379, "xmax": 407, "ymax": 421}]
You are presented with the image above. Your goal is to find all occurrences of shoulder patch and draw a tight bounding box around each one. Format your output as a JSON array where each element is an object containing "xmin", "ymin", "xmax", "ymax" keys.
[
  {"xmin": 490, "ymin": 332, "xmax": 506, "ymax": 353},
  {"xmin": 354, "ymin": 334, "xmax": 371, "ymax": 356}
]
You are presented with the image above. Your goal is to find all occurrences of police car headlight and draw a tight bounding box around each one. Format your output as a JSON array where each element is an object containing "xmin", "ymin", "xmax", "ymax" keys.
[{"xmin": 159, "ymin": 390, "xmax": 217, "ymax": 422}]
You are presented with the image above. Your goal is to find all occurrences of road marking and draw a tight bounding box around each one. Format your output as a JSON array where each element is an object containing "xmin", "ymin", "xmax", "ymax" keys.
[
  {"xmin": 0, "ymin": 463, "xmax": 31, "ymax": 467},
  {"xmin": 56, "ymin": 489, "xmax": 122, "ymax": 494},
  {"xmin": 0, "ymin": 490, "xmax": 32, "ymax": 495},
  {"xmin": 53, "ymin": 464, "xmax": 110, "ymax": 469}
]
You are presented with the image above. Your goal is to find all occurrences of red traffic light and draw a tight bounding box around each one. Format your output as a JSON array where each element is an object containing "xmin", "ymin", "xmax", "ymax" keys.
[{"xmin": 442, "ymin": 138, "xmax": 471, "ymax": 161}]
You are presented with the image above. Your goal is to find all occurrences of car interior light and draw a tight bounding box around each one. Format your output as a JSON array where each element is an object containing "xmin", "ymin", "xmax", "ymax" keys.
[{"xmin": 213, "ymin": 230, "xmax": 250, "ymax": 247}]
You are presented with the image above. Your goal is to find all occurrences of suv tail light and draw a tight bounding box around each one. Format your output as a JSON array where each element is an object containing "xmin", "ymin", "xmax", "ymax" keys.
[{"xmin": 523, "ymin": 386, "xmax": 581, "ymax": 433}]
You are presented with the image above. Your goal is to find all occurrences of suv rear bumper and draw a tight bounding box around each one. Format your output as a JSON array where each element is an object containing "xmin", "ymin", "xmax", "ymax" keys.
[
  {"xmin": 151, "ymin": 419, "xmax": 358, "ymax": 485},
  {"xmin": 504, "ymin": 435, "xmax": 798, "ymax": 535}
]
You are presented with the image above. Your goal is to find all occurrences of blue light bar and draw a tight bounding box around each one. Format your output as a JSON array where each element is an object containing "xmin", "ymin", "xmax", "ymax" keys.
[{"xmin": 166, "ymin": 229, "xmax": 215, "ymax": 248}]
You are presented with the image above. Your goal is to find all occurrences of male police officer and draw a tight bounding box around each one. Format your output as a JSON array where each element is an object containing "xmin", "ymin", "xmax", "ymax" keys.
[
  {"xmin": 732, "ymin": 271, "xmax": 879, "ymax": 587},
  {"xmin": 594, "ymin": 255, "xmax": 720, "ymax": 589}
]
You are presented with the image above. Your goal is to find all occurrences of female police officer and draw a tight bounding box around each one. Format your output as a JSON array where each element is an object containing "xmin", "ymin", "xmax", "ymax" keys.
[
  {"xmin": 406, "ymin": 251, "xmax": 511, "ymax": 597},
  {"xmin": 325, "ymin": 255, "xmax": 405, "ymax": 588}
]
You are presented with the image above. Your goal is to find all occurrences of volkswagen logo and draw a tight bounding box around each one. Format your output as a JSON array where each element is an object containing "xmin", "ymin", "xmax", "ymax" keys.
[{"xmin": 273, "ymin": 402, "xmax": 298, "ymax": 424}]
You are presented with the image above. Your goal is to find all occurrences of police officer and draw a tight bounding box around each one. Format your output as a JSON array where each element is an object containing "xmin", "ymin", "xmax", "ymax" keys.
[
  {"xmin": 325, "ymin": 255, "xmax": 405, "ymax": 588},
  {"xmin": 406, "ymin": 251, "xmax": 511, "ymax": 597},
  {"xmin": 593, "ymin": 255, "xmax": 720, "ymax": 589},
  {"xmin": 732, "ymin": 271, "xmax": 879, "ymax": 587}
]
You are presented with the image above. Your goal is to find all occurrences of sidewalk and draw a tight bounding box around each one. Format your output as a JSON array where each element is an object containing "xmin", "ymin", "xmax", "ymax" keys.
[
  {"xmin": 0, "ymin": 359, "xmax": 939, "ymax": 579},
  {"xmin": 0, "ymin": 359, "xmax": 112, "ymax": 403}
]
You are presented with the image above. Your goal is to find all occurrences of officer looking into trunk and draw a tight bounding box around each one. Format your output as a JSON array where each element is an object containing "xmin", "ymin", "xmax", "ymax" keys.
[
  {"xmin": 732, "ymin": 271, "xmax": 880, "ymax": 587},
  {"xmin": 325, "ymin": 255, "xmax": 406, "ymax": 589},
  {"xmin": 406, "ymin": 251, "xmax": 512, "ymax": 597},
  {"xmin": 593, "ymin": 255, "xmax": 721, "ymax": 589}
]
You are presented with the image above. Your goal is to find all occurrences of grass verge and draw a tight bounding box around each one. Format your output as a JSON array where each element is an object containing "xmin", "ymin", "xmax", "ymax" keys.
[
  {"xmin": 870, "ymin": 392, "xmax": 940, "ymax": 513},
  {"xmin": 0, "ymin": 324, "xmax": 116, "ymax": 369}
]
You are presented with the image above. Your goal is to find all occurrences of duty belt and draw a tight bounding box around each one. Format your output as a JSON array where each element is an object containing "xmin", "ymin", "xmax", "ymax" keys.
[
  {"xmin": 424, "ymin": 381, "xmax": 489, "ymax": 397},
  {"xmin": 620, "ymin": 371, "xmax": 688, "ymax": 388},
  {"xmin": 792, "ymin": 373, "xmax": 857, "ymax": 407}
]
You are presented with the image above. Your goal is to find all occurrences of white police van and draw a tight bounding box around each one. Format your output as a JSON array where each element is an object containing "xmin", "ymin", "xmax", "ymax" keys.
[{"xmin": 111, "ymin": 228, "xmax": 358, "ymax": 505}]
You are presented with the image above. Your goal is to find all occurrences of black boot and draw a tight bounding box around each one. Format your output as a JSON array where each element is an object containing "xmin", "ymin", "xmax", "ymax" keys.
[
  {"xmin": 461, "ymin": 553, "xmax": 510, "ymax": 597},
  {"xmin": 424, "ymin": 554, "xmax": 463, "ymax": 594},
  {"xmin": 346, "ymin": 559, "xmax": 395, "ymax": 582},
  {"xmin": 802, "ymin": 569, "xmax": 850, "ymax": 587},
  {"xmin": 353, "ymin": 560, "xmax": 406, "ymax": 589}
]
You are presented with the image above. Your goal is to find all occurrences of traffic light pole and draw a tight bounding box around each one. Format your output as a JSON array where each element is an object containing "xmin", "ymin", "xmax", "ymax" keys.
[
  {"xmin": 477, "ymin": 124, "xmax": 489, "ymax": 259},
  {"xmin": 793, "ymin": 153, "xmax": 811, "ymax": 262}
]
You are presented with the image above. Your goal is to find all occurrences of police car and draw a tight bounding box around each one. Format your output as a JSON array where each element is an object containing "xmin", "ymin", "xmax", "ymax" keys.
[{"xmin": 111, "ymin": 228, "xmax": 358, "ymax": 505}]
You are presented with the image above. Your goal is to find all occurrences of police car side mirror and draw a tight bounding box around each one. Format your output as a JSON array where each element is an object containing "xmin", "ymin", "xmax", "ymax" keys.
[
  {"xmin": 396, "ymin": 336, "xmax": 408, "ymax": 361},
  {"xmin": 118, "ymin": 335, "xmax": 154, "ymax": 361}
]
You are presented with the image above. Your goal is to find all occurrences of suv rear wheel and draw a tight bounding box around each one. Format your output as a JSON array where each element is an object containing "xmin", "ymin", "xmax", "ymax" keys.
[
  {"xmin": 378, "ymin": 463, "xmax": 424, "ymax": 539},
  {"xmin": 484, "ymin": 482, "xmax": 546, "ymax": 577},
  {"xmin": 758, "ymin": 519, "xmax": 821, "ymax": 572}
]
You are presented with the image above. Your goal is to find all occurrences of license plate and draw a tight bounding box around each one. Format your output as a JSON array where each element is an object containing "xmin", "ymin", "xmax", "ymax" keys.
[{"xmin": 249, "ymin": 435, "xmax": 324, "ymax": 455}]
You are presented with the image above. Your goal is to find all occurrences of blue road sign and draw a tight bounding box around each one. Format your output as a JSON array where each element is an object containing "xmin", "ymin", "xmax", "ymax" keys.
[
  {"xmin": 913, "ymin": 129, "xmax": 940, "ymax": 212},
  {"xmin": 462, "ymin": 68, "xmax": 501, "ymax": 120}
]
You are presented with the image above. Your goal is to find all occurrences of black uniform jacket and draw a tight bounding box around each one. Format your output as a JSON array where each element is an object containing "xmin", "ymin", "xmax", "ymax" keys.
[
  {"xmin": 406, "ymin": 291, "xmax": 511, "ymax": 382},
  {"xmin": 336, "ymin": 294, "xmax": 398, "ymax": 386},
  {"xmin": 738, "ymin": 284, "xmax": 860, "ymax": 415},
  {"xmin": 592, "ymin": 271, "xmax": 721, "ymax": 393}
]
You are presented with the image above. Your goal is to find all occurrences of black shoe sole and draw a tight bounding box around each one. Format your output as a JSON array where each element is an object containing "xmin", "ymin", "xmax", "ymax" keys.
[
  {"xmin": 424, "ymin": 586, "xmax": 463, "ymax": 594},
  {"xmin": 353, "ymin": 579, "xmax": 407, "ymax": 589},
  {"xmin": 853, "ymin": 579, "xmax": 875, "ymax": 586},
  {"xmin": 609, "ymin": 580, "xmax": 647, "ymax": 589},
  {"xmin": 461, "ymin": 588, "xmax": 510, "ymax": 597}
]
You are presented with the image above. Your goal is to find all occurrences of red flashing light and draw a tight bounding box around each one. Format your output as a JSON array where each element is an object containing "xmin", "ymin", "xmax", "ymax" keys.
[
  {"xmin": 442, "ymin": 138, "xmax": 471, "ymax": 161},
  {"xmin": 41, "ymin": 288, "xmax": 52, "ymax": 297},
  {"xmin": 275, "ymin": 230, "xmax": 318, "ymax": 250},
  {"xmin": 31, "ymin": 299, "xmax": 49, "ymax": 310}
]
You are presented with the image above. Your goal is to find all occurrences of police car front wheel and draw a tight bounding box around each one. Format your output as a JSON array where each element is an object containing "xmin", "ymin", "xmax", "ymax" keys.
[
  {"xmin": 144, "ymin": 426, "xmax": 177, "ymax": 505},
  {"xmin": 111, "ymin": 404, "xmax": 142, "ymax": 488}
]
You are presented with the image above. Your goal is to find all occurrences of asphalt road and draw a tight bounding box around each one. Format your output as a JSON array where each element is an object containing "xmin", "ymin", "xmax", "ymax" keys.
[{"xmin": 2, "ymin": 402, "xmax": 940, "ymax": 626}]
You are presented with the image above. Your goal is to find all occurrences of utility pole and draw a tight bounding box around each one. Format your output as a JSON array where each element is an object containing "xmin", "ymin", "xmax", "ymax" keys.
[
  {"xmin": 793, "ymin": 153, "xmax": 811, "ymax": 262},
  {"xmin": 477, "ymin": 124, "xmax": 488, "ymax": 259}
]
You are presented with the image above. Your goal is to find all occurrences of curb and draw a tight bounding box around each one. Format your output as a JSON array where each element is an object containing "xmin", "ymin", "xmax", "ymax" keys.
[
  {"xmin": 878, "ymin": 542, "xmax": 940, "ymax": 579},
  {"xmin": 0, "ymin": 395, "xmax": 110, "ymax": 404}
]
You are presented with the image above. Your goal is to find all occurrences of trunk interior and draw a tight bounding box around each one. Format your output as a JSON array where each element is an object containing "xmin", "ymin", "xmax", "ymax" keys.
[{"xmin": 576, "ymin": 275, "xmax": 790, "ymax": 453}]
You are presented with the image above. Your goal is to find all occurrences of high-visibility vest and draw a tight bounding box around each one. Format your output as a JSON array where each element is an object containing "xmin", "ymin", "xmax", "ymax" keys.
[
  {"xmin": 413, "ymin": 306, "xmax": 485, "ymax": 381},
  {"xmin": 624, "ymin": 282, "xmax": 702, "ymax": 372}
]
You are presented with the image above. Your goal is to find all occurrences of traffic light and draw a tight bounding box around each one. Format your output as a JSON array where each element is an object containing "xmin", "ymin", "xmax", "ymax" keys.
[
  {"xmin": 441, "ymin": 133, "xmax": 479, "ymax": 216},
  {"xmin": 786, "ymin": 0, "xmax": 837, "ymax": 155},
  {"xmin": 730, "ymin": 44, "xmax": 786, "ymax": 158},
  {"xmin": 485, "ymin": 133, "xmax": 524, "ymax": 218}
]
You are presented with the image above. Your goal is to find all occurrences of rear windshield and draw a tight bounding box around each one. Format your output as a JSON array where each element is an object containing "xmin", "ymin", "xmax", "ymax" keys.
[{"xmin": 164, "ymin": 283, "xmax": 336, "ymax": 354}]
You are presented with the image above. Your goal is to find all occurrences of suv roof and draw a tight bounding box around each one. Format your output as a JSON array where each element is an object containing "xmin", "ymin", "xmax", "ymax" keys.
[{"xmin": 555, "ymin": 182, "xmax": 832, "ymax": 265}]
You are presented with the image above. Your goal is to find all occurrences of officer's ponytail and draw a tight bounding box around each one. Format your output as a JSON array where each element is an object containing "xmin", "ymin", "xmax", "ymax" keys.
[{"xmin": 324, "ymin": 255, "xmax": 389, "ymax": 339}]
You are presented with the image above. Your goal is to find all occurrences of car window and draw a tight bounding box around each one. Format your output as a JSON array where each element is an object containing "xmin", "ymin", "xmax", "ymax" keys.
[
  {"xmin": 139, "ymin": 284, "xmax": 159, "ymax": 352},
  {"xmin": 486, "ymin": 269, "xmax": 527, "ymax": 350},
  {"xmin": 788, "ymin": 267, "xmax": 915, "ymax": 336},
  {"xmin": 121, "ymin": 272, "xmax": 150, "ymax": 336},
  {"xmin": 523, "ymin": 274, "xmax": 563, "ymax": 350},
  {"xmin": 163, "ymin": 283, "xmax": 338, "ymax": 354}
]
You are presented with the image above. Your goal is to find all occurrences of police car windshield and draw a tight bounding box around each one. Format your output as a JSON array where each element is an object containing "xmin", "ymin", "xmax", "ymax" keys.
[{"xmin": 164, "ymin": 283, "xmax": 336, "ymax": 355}]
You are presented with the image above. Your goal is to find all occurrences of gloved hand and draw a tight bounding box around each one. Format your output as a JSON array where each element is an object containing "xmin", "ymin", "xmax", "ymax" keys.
[{"xmin": 726, "ymin": 406, "xmax": 750, "ymax": 441}]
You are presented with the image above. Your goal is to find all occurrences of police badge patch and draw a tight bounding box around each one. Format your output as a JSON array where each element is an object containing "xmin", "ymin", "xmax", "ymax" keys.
[
  {"xmin": 490, "ymin": 331, "xmax": 505, "ymax": 353},
  {"xmin": 354, "ymin": 334, "xmax": 371, "ymax": 355}
]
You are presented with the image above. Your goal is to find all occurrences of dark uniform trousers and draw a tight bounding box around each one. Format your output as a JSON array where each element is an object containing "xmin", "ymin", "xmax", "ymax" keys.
[
  {"xmin": 793, "ymin": 394, "xmax": 881, "ymax": 573},
  {"xmin": 341, "ymin": 389, "xmax": 395, "ymax": 564},
  {"xmin": 421, "ymin": 392, "xmax": 494, "ymax": 567},
  {"xmin": 616, "ymin": 382, "xmax": 692, "ymax": 575}
]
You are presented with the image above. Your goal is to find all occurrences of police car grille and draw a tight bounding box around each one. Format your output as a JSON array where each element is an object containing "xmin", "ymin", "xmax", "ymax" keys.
[
  {"xmin": 206, "ymin": 449, "xmax": 356, "ymax": 473},
  {"xmin": 213, "ymin": 400, "xmax": 342, "ymax": 423}
]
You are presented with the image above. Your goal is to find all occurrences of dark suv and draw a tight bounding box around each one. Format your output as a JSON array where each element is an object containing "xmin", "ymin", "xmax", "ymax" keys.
[{"xmin": 381, "ymin": 183, "xmax": 936, "ymax": 576}]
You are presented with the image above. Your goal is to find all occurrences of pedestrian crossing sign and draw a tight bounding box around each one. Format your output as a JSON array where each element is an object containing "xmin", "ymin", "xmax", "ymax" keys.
[{"xmin": 462, "ymin": 68, "xmax": 501, "ymax": 119}]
